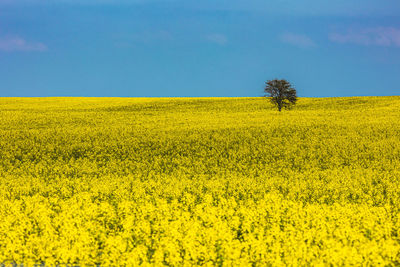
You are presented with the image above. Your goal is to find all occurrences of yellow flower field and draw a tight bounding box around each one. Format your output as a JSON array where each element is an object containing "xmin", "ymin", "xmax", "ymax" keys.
[{"xmin": 0, "ymin": 97, "xmax": 399, "ymax": 265}]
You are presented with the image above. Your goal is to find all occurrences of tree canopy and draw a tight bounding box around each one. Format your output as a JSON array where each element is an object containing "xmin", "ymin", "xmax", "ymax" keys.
[{"xmin": 264, "ymin": 79, "xmax": 297, "ymax": 111}]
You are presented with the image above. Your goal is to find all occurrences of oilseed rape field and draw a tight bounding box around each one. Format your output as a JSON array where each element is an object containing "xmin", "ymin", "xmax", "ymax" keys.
[{"xmin": 1, "ymin": 97, "xmax": 400, "ymax": 266}]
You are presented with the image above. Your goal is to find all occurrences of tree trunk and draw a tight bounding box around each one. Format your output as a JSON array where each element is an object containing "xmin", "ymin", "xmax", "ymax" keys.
[{"xmin": 277, "ymin": 98, "xmax": 282, "ymax": 112}]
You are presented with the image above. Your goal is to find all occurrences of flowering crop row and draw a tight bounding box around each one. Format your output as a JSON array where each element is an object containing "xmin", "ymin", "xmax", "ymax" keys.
[{"xmin": 0, "ymin": 97, "xmax": 399, "ymax": 265}]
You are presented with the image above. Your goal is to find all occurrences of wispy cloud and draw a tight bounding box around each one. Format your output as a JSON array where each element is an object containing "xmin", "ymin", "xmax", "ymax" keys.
[
  {"xmin": 205, "ymin": 33, "xmax": 228, "ymax": 46},
  {"xmin": 279, "ymin": 32, "xmax": 316, "ymax": 48},
  {"xmin": 329, "ymin": 27, "xmax": 400, "ymax": 47},
  {"xmin": 0, "ymin": 36, "xmax": 47, "ymax": 52}
]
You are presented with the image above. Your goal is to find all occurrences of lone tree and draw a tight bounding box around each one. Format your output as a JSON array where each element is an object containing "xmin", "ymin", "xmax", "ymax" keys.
[{"xmin": 264, "ymin": 79, "xmax": 297, "ymax": 112}]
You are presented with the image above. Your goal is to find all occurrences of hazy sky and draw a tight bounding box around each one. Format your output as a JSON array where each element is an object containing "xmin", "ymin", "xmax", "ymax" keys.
[{"xmin": 1, "ymin": 0, "xmax": 400, "ymax": 97}]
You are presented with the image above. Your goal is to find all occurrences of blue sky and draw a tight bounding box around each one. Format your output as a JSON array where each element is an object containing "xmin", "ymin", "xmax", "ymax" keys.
[{"xmin": 0, "ymin": 0, "xmax": 399, "ymax": 97}]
